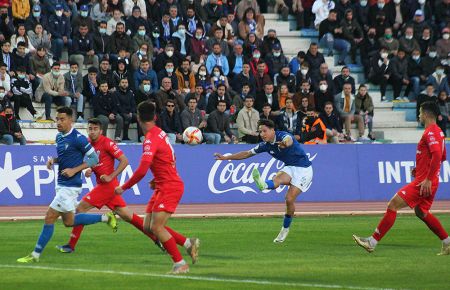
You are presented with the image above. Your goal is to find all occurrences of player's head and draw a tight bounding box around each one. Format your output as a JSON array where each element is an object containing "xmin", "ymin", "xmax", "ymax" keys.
[
  {"xmin": 88, "ymin": 118, "xmax": 103, "ymax": 141},
  {"xmin": 56, "ymin": 106, "xmax": 73, "ymax": 133},
  {"xmin": 137, "ymin": 101, "xmax": 156, "ymax": 131},
  {"xmin": 257, "ymin": 119, "xmax": 276, "ymax": 142},
  {"xmin": 419, "ymin": 101, "xmax": 440, "ymax": 125}
]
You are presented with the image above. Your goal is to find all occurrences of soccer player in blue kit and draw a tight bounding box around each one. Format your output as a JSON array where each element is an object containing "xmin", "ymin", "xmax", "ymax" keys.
[
  {"xmin": 17, "ymin": 107, "xmax": 117, "ymax": 263},
  {"xmin": 214, "ymin": 119, "xmax": 313, "ymax": 243}
]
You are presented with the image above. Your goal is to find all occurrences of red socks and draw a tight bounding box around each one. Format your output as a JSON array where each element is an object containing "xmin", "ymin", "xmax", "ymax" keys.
[
  {"xmin": 373, "ymin": 209, "xmax": 397, "ymax": 241},
  {"xmin": 163, "ymin": 237, "xmax": 183, "ymax": 263},
  {"xmin": 421, "ymin": 213, "xmax": 449, "ymax": 240},
  {"xmin": 68, "ymin": 225, "xmax": 84, "ymax": 250},
  {"xmin": 130, "ymin": 214, "xmax": 158, "ymax": 242},
  {"xmin": 165, "ymin": 226, "xmax": 187, "ymax": 246}
]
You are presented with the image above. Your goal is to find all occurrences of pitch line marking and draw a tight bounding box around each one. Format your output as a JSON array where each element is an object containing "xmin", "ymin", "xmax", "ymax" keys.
[{"xmin": 0, "ymin": 264, "xmax": 401, "ymax": 290}]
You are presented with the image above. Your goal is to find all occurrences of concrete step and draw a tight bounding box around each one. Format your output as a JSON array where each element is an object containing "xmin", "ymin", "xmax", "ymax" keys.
[
  {"xmin": 19, "ymin": 122, "xmax": 138, "ymax": 142},
  {"xmin": 18, "ymin": 102, "xmax": 95, "ymax": 121},
  {"xmin": 382, "ymin": 128, "xmax": 422, "ymax": 143},
  {"xmin": 373, "ymin": 110, "xmax": 406, "ymax": 123},
  {"xmin": 264, "ymin": 13, "xmax": 296, "ymax": 21}
]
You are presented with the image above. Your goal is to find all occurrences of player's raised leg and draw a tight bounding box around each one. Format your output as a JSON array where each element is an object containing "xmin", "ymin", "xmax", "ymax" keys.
[
  {"xmin": 353, "ymin": 194, "xmax": 408, "ymax": 253},
  {"xmin": 414, "ymin": 207, "xmax": 450, "ymax": 255},
  {"xmin": 148, "ymin": 212, "xmax": 189, "ymax": 274},
  {"xmin": 55, "ymin": 192, "xmax": 119, "ymax": 254},
  {"xmin": 113, "ymin": 206, "xmax": 166, "ymax": 252}
]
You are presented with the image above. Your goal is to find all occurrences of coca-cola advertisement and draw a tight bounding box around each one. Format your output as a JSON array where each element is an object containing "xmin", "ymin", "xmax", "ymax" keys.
[{"xmin": 0, "ymin": 144, "xmax": 449, "ymax": 206}]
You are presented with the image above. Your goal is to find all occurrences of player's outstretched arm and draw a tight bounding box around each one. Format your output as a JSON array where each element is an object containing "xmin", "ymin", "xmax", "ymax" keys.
[
  {"xmin": 214, "ymin": 151, "xmax": 253, "ymax": 160},
  {"xmin": 101, "ymin": 155, "xmax": 129, "ymax": 183}
]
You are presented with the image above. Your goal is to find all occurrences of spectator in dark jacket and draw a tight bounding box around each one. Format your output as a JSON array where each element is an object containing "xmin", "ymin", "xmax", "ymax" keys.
[
  {"xmin": 115, "ymin": 78, "xmax": 137, "ymax": 141},
  {"xmin": 92, "ymin": 81, "xmax": 124, "ymax": 141},
  {"xmin": 334, "ymin": 66, "xmax": 356, "ymax": 94},
  {"xmin": 416, "ymin": 83, "xmax": 437, "ymax": 121},
  {"xmin": 11, "ymin": 42, "xmax": 30, "ymax": 74},
  {"xmin": 368, "ymin": 47, "xmax": 393, "ymax": 102},
  {"xmin": 0, "ymin": 106, "xmax": 26, "ymax": 145},
  {"xmin": 318, "ymin": 9, "xmax": 350, "ymax": 65},
  {"xmin": 255, "ymin": 82, "xmax": 280, "ymax": 113},
  {"xmin": 71, "ymin": 4, "xmax": 95, "ymax": 34},
  {"xmin": 154, "ymin": 77, "xmax": 185, "ymax": 113},
  {"xmin": 405, "ymin": 48, "xmax": 426, "ymax": 100},
  {"xmin": 390, "ymin": 49, "xmax": 410, "ymax": 101},
  {"xmin": 314, "ymin": 63, "xmax": 335, "ymax": 96},
  {"xmin": 205, "ymin": 100, "xmax": 235, "ymax": 144},
  {"xmin": 47, "ymin": 5, "xmax": 71, "ymax": 61},
  {"xmin": 206, "ymin": 83, "xmax": 231, "ymax": 114},
  {"xmin": 93, "ymin": 21, "xmax": 111, "ymax": 61},
  {"xmin": 232, "ymin": 62, "xmax": 256, "ymax": 95},
  {"xmin": 25, "ymin": 5, "xmax": 48, "ymax": 32},
  {"xmin": 305, "ymin": 42, "xmax": 325, "ymax": 80},
  {"xmin": 160, "ymin": 99, "xmax": 183, "ymax": 144},
  {"xmin": 82, "ymin": 66, "xmax": 99, "ymax": 104},
  {"xmin": 125, "ymin": 6, "xmax": 149, "ymax": 38},
  {"xmin": 184, "ymin": 84, "xmax": 207, "ymax": 111},
  {"xmin": 97, "ymin": 58, "xmax": 115, "ymax": 91},
  {"xmin": 274, "ymin": 66, "xmax": 296, "ymax": 93},
  {"xmin": 11, "ymin": 67, "xmax": 36, "ymax": 120},
  {"xmin": 265, "ymin": 43, "xmax": 289, "ymax": 77},
  {"xmin": 69, "ymin": 24, "xmax": 99, "ymax": 70},
  {"xmin": 315, "ymin": 79, "xmax": 335, "ymax": 114},
  {"xmin": 360, "ymin": 27, "xmax": 380, "ymax": 79},
  {"xmin": 110, "ymin": 22, "xmax": 132, "ymax": 58},
  {"xmin": 340, "ymin": 9, "xmax": 364, "ymax": 64},
  {"xmin": 319, "ymin": 101, "xmax": 342, "ymax": 143}
]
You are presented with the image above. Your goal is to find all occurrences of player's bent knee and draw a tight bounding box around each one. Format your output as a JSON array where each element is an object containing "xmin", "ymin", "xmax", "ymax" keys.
[{"xmin": 414, "ymin": 207, "xmax": 426, "ymax": 219}]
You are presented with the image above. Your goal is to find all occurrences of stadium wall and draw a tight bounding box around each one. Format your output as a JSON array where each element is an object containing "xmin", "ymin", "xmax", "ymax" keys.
[{"xmin": 0, "ymin": 144, "xmax": 449, "ymax": 206}]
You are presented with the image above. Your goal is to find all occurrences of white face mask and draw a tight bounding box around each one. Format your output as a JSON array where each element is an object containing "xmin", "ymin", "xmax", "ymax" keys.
[
  {"xmin": 443, "ymin": 33, "xmax": 450, "ymax": 40},
  {"xmin": 56, "ymin": 10, "xmax": 63, "ymax": 17},
  {"xmin": 436, "ymin": 69, "xmax": 444, "ymax": 75},
  {"xmin": 178, "ymin": 29, "xmax": 186, "ymax": 34},
  {"xmin": 143, "ymin": 84, "xmax": 151, "ymax": 92},
  {"xmin": 301, "ymin": 69, "xmax": 308, "ymax": 75},
  {"xmin": 429, "ymin": 52, "xmax": 437, "ymax": 58},
  {"xmin": 405, "ymin": 35, "xmax": 413, "ymax": 40},
  {"xmin": 70, "ymin": 70, "xmax": 78, "ymax": 75},
  {"xmin": 273, "ymin": 52, "xmax": 281, "ymax": 57},
  {"xmin": 213, "ymin": 71, "xmax": 220, "ymax": 77},
  {"xmin": 253, "ymin": 53, "xmax": 260, "ymax": 59},
  {"xmin": 80, "ymin": 11, "xmax": 88, "ymax": 17},
  {"xmin": 195, "ymin": 34, "xmax": 202, "ymax": 40},
  {"xmin": 0, "ymin": 92, "xmax": 4, "ymax": 99},
  {"xmin": 199, "ymin": 71, "xmax": 206, "ymax": 76},
  {"xmin": 153, "ymin": 32, "xmax": 160, "ymax": 38},
  {"xmin": 377, "ymin": 3, "xmax": 384, "ymax": 9},
  {"xmin": 319, "ymin": 84, "xmax": 328, "ymax": 91},
  {"xmin": 360, "ymin": 0, "xmax": 367, "ymax": 6},
  {"xmin": 412, "ymin": 55, "xmax": 420, "ymax": 60},
  {"xmin": 394, "ymin": 0, "xmax": 401, "ymax": 4},
  {"xmin": 139, "ymin": 50, "xmax": 146, "ymax": 55},
  {"xmin": 166, "ymin": 50, "xmax": 174, "ymax": 57},
  {"xmin": 381, "ymin": 52, "xmax": 389, "ymax": 59},
  {"xmin": 418, "ymin": 0, "xmax": 425, "ymax": 4}
]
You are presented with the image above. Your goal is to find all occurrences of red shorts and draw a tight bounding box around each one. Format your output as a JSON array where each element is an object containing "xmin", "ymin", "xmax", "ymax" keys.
[
  {"xmin": 82, "ymin": 180, "xmax": 127, "ymax": 210},
  {"xmin": 397, "ymin": 181, "xmax": 438, "ymax": 212},
  {"xmin": 145, "ymin": 185, "xmax": 184, "ymax": 214}
]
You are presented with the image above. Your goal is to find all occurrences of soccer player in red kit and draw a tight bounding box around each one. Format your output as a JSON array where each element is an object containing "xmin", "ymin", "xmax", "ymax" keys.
[
  {"xmin": 353, "ymin": 102, "xmax": 450, "ymax": 255},
  {"xmin": 115, "ymin": 102, "xmax": 199, "ymax": 274},
  {"xmin": 56, "ymin": 118, "xmax": 164, "ymax": 253}
]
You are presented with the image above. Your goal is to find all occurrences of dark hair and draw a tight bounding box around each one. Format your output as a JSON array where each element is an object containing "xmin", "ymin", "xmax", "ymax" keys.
[
  {"xmin": 217, "ymin": 99, "xmax": 227, "ymax": 106},
  {"xmin": 329, "ymin": 9, "xmax": 337, "ymax": 14},
  {"xmin": 99, "ymin": 80, "xmax": 109, "ymax": 86},
  {"xmin": 69, "ymin": 61, "xmax": 78, "ymax": 67},
  {"xmin": 216, "ymin": 83, "xmax": 226, "ymax": 90},
  {"xmin": 51, "ymin": 62, "xmax": 60, "ymax": 68},
  {"xmin": 116, "ymin": 22, "xmax": 125, "ymax": 28},
  {"xmin": 242, "ymin": 82, "xmax": 250, "ymax": 87},
  {"xmin": 324, "ymin": 101, "xmax": 333, "ymax": 107},
  {"xmin": 244, "ymin": 95, "xmax": 254, "ymax": 101},
  {"xmin": 99, "ymin": 21, "xmax": 107, "ymax": 26},
  {"xmin": 88, "ymin": 66, "xmax": 98, "ymax": 73},
  {"xmin": 420, "ymin": 101, "xmax": 440, "ymax": 118},
  {"xmin": 262, "ymin": 102, "xmax": 271, "ymax": 108},
  {"xmin": 257, "ymin": 119, "xmax": 275, "ymax": 129},
  {"xmin": 56, "ymin": 106, "xmax": 73, "ymax": 117},
  {"xmin": 16, "ymin": 66, "xmax": 26, "ymax": 72},
  {"xmin": 88, "ymin": 118, "xmax": 102, "ymax": 127},
  {"xmin": 17, "ymin": 41, "xmax": 26, "ymax": 48},
  {"xmin": 137, "ymin": 101, "xmax": 156, "ymax": 122}
]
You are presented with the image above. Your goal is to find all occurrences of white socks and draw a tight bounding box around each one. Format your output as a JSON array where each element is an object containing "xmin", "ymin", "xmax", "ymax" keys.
[
  {"xmin": 442, "ymin": 237, "xmax": 450, "ymax": 245},
  {"xmin": 31, "ymin": 251, "xmax": 40, "ymax": 258},
  {"xmin": 368, "ymin": 237, "xmax": 378, "ymax": 247},
  {"xmin": 101, "ymin": 214, "xmax": 108, "ymax": 222},
  {"xmin": 175, "ymin": 259, "xmax": 186, "ymax": 266},
  {"xmin": 183, "ymin": 239, "xmax": 192, "ymax": 249}
]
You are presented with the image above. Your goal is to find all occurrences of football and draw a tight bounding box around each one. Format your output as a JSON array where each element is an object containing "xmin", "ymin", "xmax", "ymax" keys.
[{"xmin": 183, "ymin": 126, "xmax": 203, "ymax": 145}]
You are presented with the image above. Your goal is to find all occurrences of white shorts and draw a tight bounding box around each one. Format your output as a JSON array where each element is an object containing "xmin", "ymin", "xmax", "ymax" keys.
[
  {"xmin": 49, "ymin": 186, "xmax": 82, "ymax": 213},
  {"xmin": 280, "ymin": 165, "xmax": 313, "ymax": 192}
]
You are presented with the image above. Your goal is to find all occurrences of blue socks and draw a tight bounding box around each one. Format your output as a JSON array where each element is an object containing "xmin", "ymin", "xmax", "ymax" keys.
[
  {"xmin": 283, "ymin": 214, "xmax": 293, "ymax": 229},
  {"xmin": 73, "ymin": 213, "xmax": 102, "ymax": 226},
  {"xmin": 34, "ymin": 224, "xmax": 54, "ymax": 254},
  {"xmin": 266, "ymin": 180, "xmax": 275, "ymax": 190}
]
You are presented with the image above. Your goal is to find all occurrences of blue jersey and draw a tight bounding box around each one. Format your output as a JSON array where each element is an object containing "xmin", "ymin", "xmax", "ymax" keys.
[
  {"xmin": 55, "ymin": 128, "xmax": 94, "ymax": 187},
  {"xmin": 250, "ymin": 131, "xmax": 312, "ymax": 167}
]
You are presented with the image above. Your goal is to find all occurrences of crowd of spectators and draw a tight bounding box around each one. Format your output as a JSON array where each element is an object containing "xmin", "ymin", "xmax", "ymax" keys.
[{"xmin": 0, "ymin": 0, "xmax": 449, "ymax": 145}]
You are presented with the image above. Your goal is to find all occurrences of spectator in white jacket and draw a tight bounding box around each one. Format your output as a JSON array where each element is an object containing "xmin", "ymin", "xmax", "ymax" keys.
[
  {"xmin": 123, "ymin": 0, "xmax": 147, "ymax": 19},
  {"xmin": 312, "ymin": 0, "xmax": 335, "ymax": 28}
]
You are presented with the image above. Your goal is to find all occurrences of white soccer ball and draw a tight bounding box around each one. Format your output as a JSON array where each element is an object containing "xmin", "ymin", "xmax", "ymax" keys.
[{"xmin": 183, "ymin": 126, "xmax": 203, "ymax": 145}]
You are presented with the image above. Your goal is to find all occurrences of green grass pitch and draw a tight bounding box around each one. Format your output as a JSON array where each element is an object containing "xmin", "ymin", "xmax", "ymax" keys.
[{"xmin": 0, "ymin": 215, "xmax": 449, "ymax": 290}]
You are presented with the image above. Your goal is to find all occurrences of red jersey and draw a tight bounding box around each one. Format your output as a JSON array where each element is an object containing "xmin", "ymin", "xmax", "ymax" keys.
[
  {"xmin": 415, "ymin": 124, "xmax": 446, "ymax": 183},
  {"xmin": 122, "ymin": 126, "xmax": 183, "ymax": 190},
  {"xmin": 90, "ymin": 135, "xmax": 124, "ymax": 184}
]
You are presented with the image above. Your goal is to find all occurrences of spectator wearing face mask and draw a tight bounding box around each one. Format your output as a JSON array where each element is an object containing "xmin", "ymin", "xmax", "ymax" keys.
[
  {"xmin": 134, "ymin": 58, "xmax": 158, "ymax": 92},
  {"xmin": 436, "ymin": 27, "xmax": 450, "ymax": 59},
  {"xmin": 131, "ymin": 24, "xmax": 153, "ymax": 59},
  {"xmin": 11, "ymin": 66, "xmax": 38, "ymax": 120},
  {"xmin": 0, "ymin": 106, "xmax": 26, "ymax": 145},
  {"xmin": 190, "ymin": 27, "xmax": 208, "ymax": 64},
  {"xmin": 368, "ymin": 48, "xmax": 393, "ymax": 102},
  {"xmin": 157, "ymin": 60, "xmax": 179, "ymax": 91},
  {"xmin": 172, "ymin": 24, "xmax": 191, "ymax": 59},
  {"xmin": 399, "ymin": 26, "xmax": 421, "ymax": 56},
  {"xmin": 315, "ymin": 80, "xmax": 334, "ymax": 114},
  {"xmin": 153, "ymin": 44, "xmax": 180, "ymax": 73},
  {"xmin": 72, "ymin": 5, "xmax": 95, "ymax": 34}
]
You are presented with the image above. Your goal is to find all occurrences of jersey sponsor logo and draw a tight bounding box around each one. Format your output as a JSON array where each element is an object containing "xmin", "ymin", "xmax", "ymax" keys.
[
  {"xmin": 144, "ymin": 139, "xmax": 151, "ymax": 145},
  {"xmin": 429, "ymin": 136, "xmax": 436, "ymax": 142},
  {"xmin": 428, "ymin": 132, "xmax": 434, "ymax": 136},
  {"xmin": 400, "ymin": 190, "xmax": 406, "ymax": 195},
  {"xmin": 158, "ymin": 203, "xmax": 165, "ymax": 209},
  {"xmin": 65, "ymin": 143, "xmax": 69, "ymax": 150},
  {"xmin": 208, "ymin": 153, "xmax": 317, "ymax": 194},
  {"xmin": 143, "ymin": 152, "xmax": 153, "ymax": 156},
  {"xmin": 144, "ymin": 145, "xmax": 151, "ymax": 152}
]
